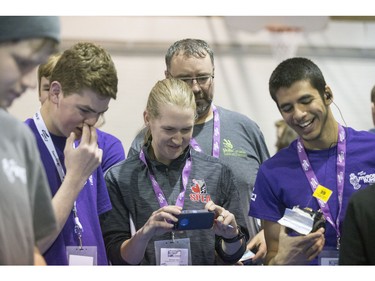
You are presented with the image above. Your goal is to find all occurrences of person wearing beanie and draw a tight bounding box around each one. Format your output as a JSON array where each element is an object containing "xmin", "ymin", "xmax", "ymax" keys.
[
  {"xmin": 0, "ymin": 16, "xmax": 60, "ymax": 265},
  {"xmin": 0, "ymin": 16, "xmax": 60, "ymax": 108}
]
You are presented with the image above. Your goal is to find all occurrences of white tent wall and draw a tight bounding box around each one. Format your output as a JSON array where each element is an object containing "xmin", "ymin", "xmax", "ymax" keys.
[{"xmin": 8, "ymin": 16, "xmax": 375, "ymax": 156}]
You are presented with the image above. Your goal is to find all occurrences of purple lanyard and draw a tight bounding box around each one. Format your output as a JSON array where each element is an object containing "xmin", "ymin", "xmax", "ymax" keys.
[
  {"xmin": 297, "ymin": 123, "xmax": 346, "ymax": 249},
  {"xmin": 139, "ymin": 149, "xmax": 192, "ymax": 208},
  {"xmin": 190, "ymin": 104, "xmax": 220, "ymax": 158}
]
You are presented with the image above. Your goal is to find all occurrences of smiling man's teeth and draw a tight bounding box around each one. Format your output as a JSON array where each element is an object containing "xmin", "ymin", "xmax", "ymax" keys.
[{"xmin": 299, "ymin": 120, "xmax": 312, "ymax": 128}]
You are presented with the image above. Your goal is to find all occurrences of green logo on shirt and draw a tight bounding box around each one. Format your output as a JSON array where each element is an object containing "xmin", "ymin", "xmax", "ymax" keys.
[{"xmin": 222, "ymin": 139, "xmax": 246, "ymax": 157}]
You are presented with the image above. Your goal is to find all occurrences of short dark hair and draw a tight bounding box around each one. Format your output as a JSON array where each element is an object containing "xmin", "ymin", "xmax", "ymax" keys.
[
  {"xmin": 165, "ymin": 38, "xmax": 214, "ymax": 70},
  {"xmin": 269, "ymin": 57, "xmax": 326, "ymax": 104}
]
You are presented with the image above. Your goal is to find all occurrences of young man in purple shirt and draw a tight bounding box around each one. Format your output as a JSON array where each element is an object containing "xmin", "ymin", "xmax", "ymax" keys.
[
  {"xmin": 25, "ymin": 42, "xmax": 124, "ymax": 265},
  {"xmin": 249, "ymin": 57, "xmax": 375, "ymax": 265}
]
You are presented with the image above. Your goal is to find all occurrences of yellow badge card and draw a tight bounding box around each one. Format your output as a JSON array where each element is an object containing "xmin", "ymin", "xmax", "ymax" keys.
[{"xmin": 313, "ymin": 185, "xmax": 332, "ymax": 203}]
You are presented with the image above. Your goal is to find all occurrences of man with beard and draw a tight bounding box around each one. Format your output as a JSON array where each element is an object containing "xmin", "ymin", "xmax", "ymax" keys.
[
  {"xmin": 249, "ymin": 57, "xmax": 375, "ymax": 265},
  {"xmin": 128, "ymin": 39, "xmax": 270, "ymax": 264}
]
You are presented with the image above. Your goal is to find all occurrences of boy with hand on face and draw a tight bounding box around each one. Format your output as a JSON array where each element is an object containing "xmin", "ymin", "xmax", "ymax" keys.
[{"xmin": 25, "ymin": 41, "xmax": 120, "ymax": 265}]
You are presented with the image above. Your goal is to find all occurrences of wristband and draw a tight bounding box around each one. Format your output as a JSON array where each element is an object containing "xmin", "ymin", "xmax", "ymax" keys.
[{"xmin": 221, "ymin": 226, "xmax": 245, "ymax": 243}]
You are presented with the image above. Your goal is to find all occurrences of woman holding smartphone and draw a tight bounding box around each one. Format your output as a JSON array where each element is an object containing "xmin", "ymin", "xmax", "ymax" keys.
[{"xmin": 99, "ymin": 78, "xmax": 248, "ymax": 265}]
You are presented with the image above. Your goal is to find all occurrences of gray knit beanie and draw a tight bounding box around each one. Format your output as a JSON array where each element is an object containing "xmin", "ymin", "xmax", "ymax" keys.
[{"xmin": 0, "ymin": 16, "xmax": 60, "ymax": 43}]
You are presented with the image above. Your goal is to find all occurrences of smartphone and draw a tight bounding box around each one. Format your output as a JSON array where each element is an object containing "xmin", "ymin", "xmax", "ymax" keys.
[{"xmin": 173, "ymin": 210, "xmax": 215, "ymax": 231}]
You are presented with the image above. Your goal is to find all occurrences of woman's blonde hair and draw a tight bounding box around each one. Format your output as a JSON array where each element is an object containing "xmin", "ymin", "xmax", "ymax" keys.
[{"xmin": 144, "ymin": 78, "xmax": 196, "ymax": 144}]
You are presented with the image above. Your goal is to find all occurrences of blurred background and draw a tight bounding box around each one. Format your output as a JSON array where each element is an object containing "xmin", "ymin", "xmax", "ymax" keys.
[{"xmin": 8, "ymin": 16, "xmax": 375, "ymax": 155}]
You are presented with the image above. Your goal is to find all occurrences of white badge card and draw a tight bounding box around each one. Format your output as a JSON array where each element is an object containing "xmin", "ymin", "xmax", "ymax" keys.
[
  {"xmin": 154, "ymin": 238, "xmax": 191, "ymax": 265},
  {"xmin": 318, "ymin": 249, "xmax": 339, "ymax": 266},
  {"xmin": 66, "ymin": 246, "xmax": 97, "ymax": 265}
]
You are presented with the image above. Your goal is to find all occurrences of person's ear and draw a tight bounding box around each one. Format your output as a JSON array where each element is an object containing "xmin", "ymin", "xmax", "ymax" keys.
[
  {"xmin": 143, "ymin": 110, "xmax": 150, "ymax": 126},
  {"xmin": 49, "ymin": 81, "xmax": 62, "ymax": 104},
  {"xmin": 324, "ymin": 86, "xmax": 333, "ymax": 104},
  {"xmin": 165, "ymin": 70, "xmax": 170, "ymax": 79}
]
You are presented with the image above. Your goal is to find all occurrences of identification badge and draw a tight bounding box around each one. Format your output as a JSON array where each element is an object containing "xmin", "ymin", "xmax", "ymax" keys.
[
  {"xmin": 318, "ymin": 249, "xmax": 339, "ymax": 266},
  {"xmin": 154, "ymin": 238, "xmax": 191, "ymax": 265},
  {"xmin": 66, "ymin": 246, "xmax": 97, "ymax": 265}
]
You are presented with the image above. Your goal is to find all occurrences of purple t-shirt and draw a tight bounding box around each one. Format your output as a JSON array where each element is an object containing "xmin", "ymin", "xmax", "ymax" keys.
[
  {"xmin": 97, "ymin": 128, "xmax": 126, "ymax": 172},
  {"xmin": 25, "ymin": 118, "xmax": 125, "ymax": 265},
  {"xmin": 249, "ymin": 127, "xmax": 375, "ymax": 262}
]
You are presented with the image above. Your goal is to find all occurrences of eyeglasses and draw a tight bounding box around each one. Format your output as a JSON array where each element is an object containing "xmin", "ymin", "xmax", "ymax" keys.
[{"xmin": 167, "ymin": 71, "xmax": 214, "ymax": 87}]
